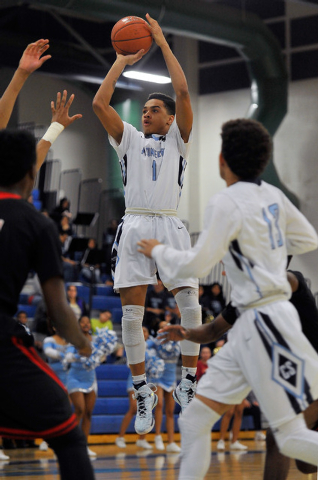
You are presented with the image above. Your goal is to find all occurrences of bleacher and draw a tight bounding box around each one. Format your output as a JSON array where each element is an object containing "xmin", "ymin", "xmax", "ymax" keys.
[{"xmin": 17, "ymin": 281, "xmax": 259, "ymax": 436}]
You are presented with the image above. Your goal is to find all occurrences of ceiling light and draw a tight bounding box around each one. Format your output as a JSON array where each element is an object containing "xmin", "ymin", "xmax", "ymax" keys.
[{"xmin": 123, "ymin": 71, "xmax": 171, "ymax": 84}]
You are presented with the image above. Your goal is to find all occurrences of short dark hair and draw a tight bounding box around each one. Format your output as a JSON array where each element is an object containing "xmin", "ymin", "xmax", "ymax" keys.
[
  {"xmin": 0, "ymin": 129, "xmax": 36, "ymax": 186},
  {"xmin": 147, "ymin": 92, "xmax": 175, "ymax": 116},
  {"xmin": 221, "ymin": 119, "xmax": 272, "ymax": 179}
]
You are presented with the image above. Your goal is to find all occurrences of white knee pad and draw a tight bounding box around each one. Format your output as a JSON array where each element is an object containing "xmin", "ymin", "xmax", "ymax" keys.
[
  {"xmin": 122, "ymin": 305, "xmax": 145, "ymax": 365},
  {"xmin": 274, "ymin": 413, "xmax": 318, "ymax": 466},
  {"xmin": 175, "ymin": 288, "xmax": 201, "ymax": 356}
]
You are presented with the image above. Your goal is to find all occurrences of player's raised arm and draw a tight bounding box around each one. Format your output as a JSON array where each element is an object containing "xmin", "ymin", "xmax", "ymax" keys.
[
  {"xmin": 146, "ymin": 13, "xmax": 193, "ymax": 142},
  {"xmin": 36, "ymin": 90, "xmax": 82, "ymax": 171},
  {"xmin": 0, "ymin": 39, "xmax": 51, "ymax": 130},
  {"xmin": 93, "ymin": 51, "xmax": 143, "ymax": 144}
]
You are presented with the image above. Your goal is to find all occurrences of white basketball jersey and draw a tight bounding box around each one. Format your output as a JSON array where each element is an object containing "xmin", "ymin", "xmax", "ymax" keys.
[
  {"xmin": 152, "ymin": 180, "xmax": 318, "ymax": 309},
  {"xmin": 109, "ymin": 119, "xmax": 191, "ymax": 211}
]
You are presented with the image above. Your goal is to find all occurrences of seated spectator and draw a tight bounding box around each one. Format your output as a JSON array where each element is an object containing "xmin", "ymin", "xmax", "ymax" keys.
[
  {"xmin": 59, "ymin": 230, "xmax": 79, "ymax": 282},
  {"xmin": 196, "ymin": 345, "xmax": 212, "ymax": 382},
  {"xmin": 50, "ymin": 197, "xmax": 72, "ymax": 225},
  {"xmin": 108, "ymin": 342, "xmax": 126, "ymax": 364},
  {"xmin": 80, "ymin": 238, "xmax": 102, "ymax": 284},
  {"xmin": 202, "ymin": 282, "xmax": 226, "ymax": 319},
  {"xmin": 20, "ymin": 271, "xmax": 42, "ymax": 305},
  {"xmin": 90, "ymin": 310, "xmax": 113, "ymax": 335},
  {"xmin": 66, "ymin": 284, "xmax": 88, "ymax": 320},
  {"xmin": 16, "ymin": 310, "xmax": 28, "ymax": 326},
  {"xmin": 143, "ymin": 280, "xmax": 166, "ymax": 333},
  {"xmin": 102, "ymin": 218, "xmax": 119, "ymax": 276}
]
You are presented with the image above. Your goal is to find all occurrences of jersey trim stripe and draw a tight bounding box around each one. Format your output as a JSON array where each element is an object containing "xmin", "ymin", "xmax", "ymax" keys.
[{"xmin": 0, "ymin": 193, "xmax": 21, "ymax": 200}]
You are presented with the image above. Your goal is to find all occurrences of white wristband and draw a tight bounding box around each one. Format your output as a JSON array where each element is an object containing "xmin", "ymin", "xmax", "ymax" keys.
[{"xmin": 42, "ymin": 122, "xmax": 64, "ymax": 144}]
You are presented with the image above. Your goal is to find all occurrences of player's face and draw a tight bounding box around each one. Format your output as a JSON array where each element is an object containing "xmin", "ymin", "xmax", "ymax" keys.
[{"xmin": 142, "ymin": 99, "xmax": 174, "ymax": 136}]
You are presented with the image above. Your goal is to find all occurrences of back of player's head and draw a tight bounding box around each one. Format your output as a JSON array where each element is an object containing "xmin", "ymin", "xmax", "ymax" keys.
[
  {"xmin": 147, "ymin": 92, "xmax": 175, "ymax": 116},
  {"xmin": 0, "ymin": 129, "xmax": 36, "ymax": 186},
  {"xmin": 221, "ymin": 119, "xmax": 272, "ymax": 179}
]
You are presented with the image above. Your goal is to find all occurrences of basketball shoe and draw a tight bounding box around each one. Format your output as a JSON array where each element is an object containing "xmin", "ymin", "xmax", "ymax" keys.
[
  {"xmin": 173, "ymin": 374, "xmax": 197, "ymax": 412},
  {"xmin": 133, "ymin": 383, "xmax": 158, "ymax": 435}
]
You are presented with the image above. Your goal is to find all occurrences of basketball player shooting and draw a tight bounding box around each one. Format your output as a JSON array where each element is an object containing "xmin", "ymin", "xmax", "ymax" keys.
[{"xmin": 93, "ymin": 13, "xmax": 201, "ymax": 436}]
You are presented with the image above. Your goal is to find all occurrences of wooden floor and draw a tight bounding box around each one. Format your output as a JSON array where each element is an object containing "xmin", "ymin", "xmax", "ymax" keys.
[{"xmin": 0, "ymin": 436, "xmax": 316, "ymax": 479}]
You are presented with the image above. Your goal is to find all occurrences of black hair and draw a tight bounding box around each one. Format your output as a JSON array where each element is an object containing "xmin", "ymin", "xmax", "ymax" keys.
[
  {"xmin": 147, "ymin": 92, "xmax": 175, "ymax": 116},
  {"xmin": 0, "ymin": 129, "xmax": 36, "ymax": 186},
  {"xmin": 221, "ymin": 119, "xmax": 272, "ymax": 179}
]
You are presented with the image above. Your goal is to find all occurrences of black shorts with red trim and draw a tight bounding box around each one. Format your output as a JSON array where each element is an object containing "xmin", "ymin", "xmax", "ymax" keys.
[{"xmin": 0, "ymin": 316, "xmax": 77, "ymax": 440}]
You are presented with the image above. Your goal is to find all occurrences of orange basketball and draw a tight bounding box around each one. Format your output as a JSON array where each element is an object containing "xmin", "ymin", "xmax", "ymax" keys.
[{"xmin": 111, "ymin": 16, "xmax": 153, "ymax": 55}]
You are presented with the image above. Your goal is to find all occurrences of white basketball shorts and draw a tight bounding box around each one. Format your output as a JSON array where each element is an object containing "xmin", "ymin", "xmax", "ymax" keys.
[
  {"xmin": 111, "ymin": 214, "xmax": 198, "ymax": 291},
  {"xmin": 197, "ymin": 300, "xmax": 318, "ymax": 429}
]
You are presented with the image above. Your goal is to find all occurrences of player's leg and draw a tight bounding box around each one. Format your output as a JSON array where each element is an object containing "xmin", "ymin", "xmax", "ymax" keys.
[
  {"xmin": 263, "ymin": 428, "xmax": 290, "ymax": 480},
  {"xmin": 263, "ymin": 400, "xmax": 318, "ymax": 479},
  {"xmin": 120, "ymin": 285, "xmax": 158, "ymax": 435},
  {"xmin": 48, "ymin": 425, "xmax": 95, "ymax": 480},
  {"xmin": 171, "ymin": 286, "xmax": 201, "ymax": 412},
  {"xmin": 179, "ymin": 395, "xmax": 231, "ymax": 479}
]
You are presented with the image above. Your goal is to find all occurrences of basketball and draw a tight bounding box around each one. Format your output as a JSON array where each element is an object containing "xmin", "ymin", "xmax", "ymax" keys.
[{"xmin": 111, "ymin": 16, "xmax": 153, "ymax": 55}]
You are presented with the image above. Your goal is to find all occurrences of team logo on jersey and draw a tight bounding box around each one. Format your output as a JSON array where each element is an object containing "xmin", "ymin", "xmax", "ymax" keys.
[{"xmin": 271, "ymin": 343, "xmax": 304, "ymax": 399}]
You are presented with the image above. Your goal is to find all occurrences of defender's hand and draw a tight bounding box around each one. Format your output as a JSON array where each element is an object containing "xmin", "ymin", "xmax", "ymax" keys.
[{"xmin": 137, "ymin": 239, "xmax": 161, "ymax": 258}]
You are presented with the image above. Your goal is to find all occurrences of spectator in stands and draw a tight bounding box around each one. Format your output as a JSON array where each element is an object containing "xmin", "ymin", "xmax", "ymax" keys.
[
  {"xmin": 20, "ymin": 271, "xmax": 42, "ymax": 305},
  {"xmin": 196, "ymin": 345, "xmax": 212, "ymax": 382},
  {"xmin": 66, "ymin": 315, "xmax": 98, "ymax": 458},
  {"xmin": 59, "ymin": 212, "xmax": 74, "ymax": 237},
  {"xmin": 90, "ymin": 310, "xmax": 113, "ymax": 335},
  {"xmin": 80, "ymin": 238, "xmax": 102, "ymax": 284},
  {"xmin": 60, "ymin": 230, "xmax": 79, "ymax": 283},
  {"xmin": 143, "ymin": 280, "xmax": 166, "ymax": 334},
  {"xmin": 16, "ymin": 310, "xmax": 28, "ymax": 326},
  {"xmin": 51, "ymin": 197, "xmax": 72, "ymax": 225},
  {"xmin": 202, "ymin": 282, "xmax": 226, "ymax": 319},
  {"xmin": 66, "ymin": 284, "xmax": 88, "ymax": 320},
  {"xmin": 102, "ymin": 218, "xmax": 119, "ymax": 277}
]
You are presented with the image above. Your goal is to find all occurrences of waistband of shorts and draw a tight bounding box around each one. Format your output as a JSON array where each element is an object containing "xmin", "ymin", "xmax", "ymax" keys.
[
  {"xmin": 125, "ymin": 207, "xmax": 178, "ymax": 217},
  {"xmin": 236, "ymin": 294, "xmax": 289, "ymax": 313}
]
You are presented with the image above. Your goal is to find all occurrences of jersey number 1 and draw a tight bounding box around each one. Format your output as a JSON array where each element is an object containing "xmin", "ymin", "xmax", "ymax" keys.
[{"xmin": 262, "ymin": 203, "xmax": 283, "ymax": 250}]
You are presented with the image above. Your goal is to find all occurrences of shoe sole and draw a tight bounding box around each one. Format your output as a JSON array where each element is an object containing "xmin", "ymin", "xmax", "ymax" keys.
[
  {"xmin": 172, "ymin": 390, "xmax": 182, "ymax": 410},
  {"xmin": 135, "ymin": 394, "xmax": 158, "ymax": 435}
]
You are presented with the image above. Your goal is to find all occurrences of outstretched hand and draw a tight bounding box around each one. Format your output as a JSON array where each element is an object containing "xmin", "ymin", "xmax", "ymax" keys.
[
  {"xmin": 18, "ymin": 39, "xmax": 51, "ymax": 74},
  {"xmin": 137, "ymin": 239, "xmax": 161, "ymax": 258},
  {"xmin": 157, "ymin": 325, "xmax": 188, "ymax": 343},
  {"xmin": 145, "ymin": 13, "xmax": 167, "ymax": 47},
  {"xmin": 51, "ymin": 90, "xmax": 82, "ymax": 128}
]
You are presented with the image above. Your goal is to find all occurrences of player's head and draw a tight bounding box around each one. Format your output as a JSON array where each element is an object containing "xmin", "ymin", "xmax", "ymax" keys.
[
  {"xmin": 220, "ymin": 119, "xmax": 272, "ymax": 180},
  {"xmin": 0, "ymin": 129, "xmax": 36, "ymax": 194},
  {"xmin": 142, "ymin": 93, "xmax": 175, "ymax": 136}
]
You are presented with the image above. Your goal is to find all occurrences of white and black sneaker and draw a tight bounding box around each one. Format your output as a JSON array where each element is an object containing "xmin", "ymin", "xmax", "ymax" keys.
[
  {"xmin": 173, "ymin": 374, "xmax": 197, "ymax": 412},
  {"xmin": 133, "ymin": 383, "xmax": 158, "ymax": 435}
]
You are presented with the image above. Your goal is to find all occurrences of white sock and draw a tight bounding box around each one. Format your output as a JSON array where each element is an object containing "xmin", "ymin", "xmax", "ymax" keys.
[{"xmin": 182, "ymin": 366, "xmax": 197, "ymax": 378}]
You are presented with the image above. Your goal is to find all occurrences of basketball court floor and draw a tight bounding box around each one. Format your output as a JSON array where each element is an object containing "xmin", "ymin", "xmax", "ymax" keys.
[{"xmin": 0, "ymin": 435, "xmax": 315, "ymax": 479}]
